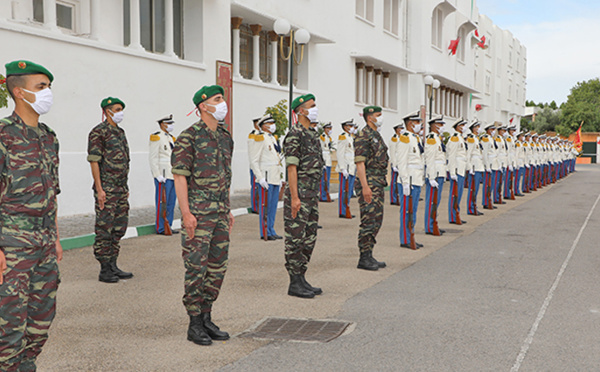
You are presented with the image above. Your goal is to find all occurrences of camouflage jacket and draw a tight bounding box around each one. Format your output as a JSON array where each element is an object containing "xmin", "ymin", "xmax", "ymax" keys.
[
  {"xmin": 354, "ymin": 125, "xmax": 389, "ymax": 188},
  {"xmin": 87, "ymin": 121, "xmax": 130, "ymax": 194},
  {"xmin": 284, "ymin": 123, "xmax": 324, "ymax": 199},
  {"xmin": 0, "ymin": 112, "xmax": 60, "ymax": 247},
  {"xmin": 171, "ymin": 120, "xmax": 233, "ymax": 215}
]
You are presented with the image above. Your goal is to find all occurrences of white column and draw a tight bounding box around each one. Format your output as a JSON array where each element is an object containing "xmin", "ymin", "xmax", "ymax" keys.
[
  {"xmin": 250, "ymin": 24, "xmax": 262, "ymax": 82},
  {"xmin": 374, "ymin": 69, "xmax": 382, "ymax": 106},
  {"xmin": 356, "ymin": 63, "xmax": 365, "ymax": 103},
  {"xmin": 231, "ymin": 18, "xmax": 243, "ymax": 79},
  {"xmin": 90, "ymin": 0, "xmax": 101, "ymax": 40},
  {"xmin": 164, "ymin": 0, "xmax": 176, "ymax": 57},
  {"xmin": 44, "ymin": 0, "xmax": 59, "ymax": 31},
  {"xmin": 269, "ymin": 31, "xmax": 279, "ymax": 85},
  {"xmin": 366, "ymin": 66, "xmax": 374, "ymax": 105},
  {"xmin": 383, "ymin": 71, "xmax": 390, "ymax": 108},
  {"xmin": 129, "ymin": 0, "xmax": 144, "ymax": 50}
]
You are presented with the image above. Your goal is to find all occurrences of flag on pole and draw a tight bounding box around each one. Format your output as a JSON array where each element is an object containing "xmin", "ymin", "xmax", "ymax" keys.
[
  {"xmin": 448, "ymin": 38, "xmax": 460, "ymax": 55},
  {"xmin": 574, "ymin": 121, "xmax": 583, "ymax": 153}
]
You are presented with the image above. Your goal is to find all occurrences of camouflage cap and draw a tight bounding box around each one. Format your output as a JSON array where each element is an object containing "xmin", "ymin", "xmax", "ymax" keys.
[
  {"xmin": 101, "ymin": 97, "xmax": 126, "ymax": 109},
  {"xmin": 291, "ymin": 93, "xmax": 316, "ymax": 111},
  {"xmin": 363, "ymin": 105, "xmax": 382, "ymax": 116},
  {"xmin": 193, "ymin": 85, "xmax": 224, "ymax": 106},
  {"xmin": 5, "ymin": 60, "xmax": 54, "ymax": 82}
]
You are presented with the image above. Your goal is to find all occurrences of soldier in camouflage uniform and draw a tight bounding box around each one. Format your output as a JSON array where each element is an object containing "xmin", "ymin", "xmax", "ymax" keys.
[
  {"xmin": 87, "ymin": 97, "xmax": 133, "ymax": 283},
  {"xmin": 172, "ymin": 85, "xmax": 234, "ymax": 346},
  {"xmin": 0, "ymin": 60, "xmax": 62, "ymax": 372},
  {"xmin": 354, "ymin": 106, "xmax": 389, "ymax": 271},
  {"xmin": 283, "ymin": 93, "xmax": 324, "ymax": 299}
]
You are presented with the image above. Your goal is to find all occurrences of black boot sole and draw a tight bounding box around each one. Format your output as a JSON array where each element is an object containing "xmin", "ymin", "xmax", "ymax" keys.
[
  {"xmin": 115, "ymin": 273, "xmax": 134, "ymax": 279},
  {"xmin": 187, "ymin": 335, "xmax": 212, "ymax": 345},
  {"xmin": 288, "ymin": 290, "xmax": 315, "ymax": 298},
  {"xmin": 99, "ymin": 277, "xmax": 119, "ymax": 283},
  {"xmin": 208, "ymin": 334, "xmax": 230, "ymax": 341},
  {"xmin": 357, "ymin": 263, "xmax": 379, "ymax": 271}
]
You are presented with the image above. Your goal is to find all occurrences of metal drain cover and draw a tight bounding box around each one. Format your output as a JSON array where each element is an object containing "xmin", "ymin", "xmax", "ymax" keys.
[{"xmin": 240, "ymin": 317, "xmax": 352, "ymax": 343}]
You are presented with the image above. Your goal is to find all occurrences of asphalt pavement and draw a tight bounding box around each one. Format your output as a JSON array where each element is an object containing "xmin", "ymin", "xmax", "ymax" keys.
[{"xmin": 36, "ymin": 165, "xmax": 592, "ymax": 371}]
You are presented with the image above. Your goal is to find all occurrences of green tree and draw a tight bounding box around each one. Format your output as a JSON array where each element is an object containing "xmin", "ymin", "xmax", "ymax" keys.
[
  {"xmin": 520, "ymin": 117, "xmax": 533, "ymax": 132},
  {"xmin": 532, "ymin": 107, "xmax": 561, "ymax": 134},
  {"xmin": 264, "ymin": 99, "xmax": 288, "ymax": 137},
  {"xmin": 0, "ymin": 74, "xmax": 8, "ymax": 109},
  {"xmin": 557, "ymin": 78, "xmax": 600, "ymax": 136},
  {"xmin": 549, "ymin": 100, "xmax": 558, "ymax": 110}
]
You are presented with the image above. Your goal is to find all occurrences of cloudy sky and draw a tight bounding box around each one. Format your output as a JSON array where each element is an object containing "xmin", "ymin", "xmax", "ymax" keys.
[{"xmin": 477, "ymin": 0, "xmax": 600, "ymax": 105}]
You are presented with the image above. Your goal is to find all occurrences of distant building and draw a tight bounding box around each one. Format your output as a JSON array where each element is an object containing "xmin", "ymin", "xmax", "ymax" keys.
[{"xmin": 0, "ymin": 0, "xmax": 526, "ymax": 216}]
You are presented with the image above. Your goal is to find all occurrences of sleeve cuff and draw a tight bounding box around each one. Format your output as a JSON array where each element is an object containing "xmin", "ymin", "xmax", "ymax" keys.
[
  {"xmin": 286, "ymin": 156, "xmax": 299, "ymax": 167},
  {"xmin": 172, "ymin": 168, "xmax": 192, "ymax": 177},
  {"xmin": 354, "ymin": 156, "xmax": 366, "ymax": 163},
  {"xmin": 87, "ymin": 155, "xmax": 101, "ymax": 162}
]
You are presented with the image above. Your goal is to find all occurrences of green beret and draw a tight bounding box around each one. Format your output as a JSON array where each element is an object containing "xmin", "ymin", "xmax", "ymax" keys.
[
  {"xmin": 291, "ymin": 93, "xmax": 316, "ymax": 111},
  {"xmin": 5, "ymin": 60, "xmax": 54, "ymax": 82},
  {"xmin": 193, "ymin": 85, "xmax": 224, "ymax": 106},
  {"xmin": 101, "ymin": 97, "xmax": 126, "ymax": 109},
  {"xmin": 363, "ymin": 106, "xmax": 382, "ymax": 116}
]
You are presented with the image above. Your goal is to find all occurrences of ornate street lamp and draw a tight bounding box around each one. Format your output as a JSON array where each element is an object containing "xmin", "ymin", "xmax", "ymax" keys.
[
  {"xmin": 273, "ymin": 19, "xmax": 310, "ymax": 127},
  {"xmin": 424, "ymin": 75, "xmax": 441, "ymax": 121}
]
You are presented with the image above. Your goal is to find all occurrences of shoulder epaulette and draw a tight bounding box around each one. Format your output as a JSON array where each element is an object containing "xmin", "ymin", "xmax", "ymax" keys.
[
  {"xmin": 320, "ymin": 134, "xmax": 325, "ymax": 141},
  {"xmin": 150, "ymin": 134, "xmax": 160, "ymax": 142},
  {"xmin": 450, "ymin": 135, "xmax": 459, "ymax": 142},
  {"xmin": 392, "ymin": 136, "xmax": 398, "ymax": 143},
  {"xmin": 400, "ymin": 134, "xmax": 410, "ymax": 144},
  {"xmin": 254, "ymin": 134, "xmax": 265, "ymax": 142},
  {"xmin": 507, "ymin": 137, "xmax": 513, "ymax": 142},
  {"xmin": 495, "ymin": 137, "xmax": 502, "ymax": 142},
  {"xmin": 481, "ymin": 137, "xmax": 489, "ymax": 143},
  {"xmin": 339, "ymin": 134, "xmax": 346, "ymax": 140},
  {"xmin": 467, "ymin": 137, "xmax": 475, "ymax": 144},
  {"xmin": 248, "ymin": 133, "xmax": 255, "ymax": 139},
  {"xmin": 426, "ymin": 137, "xmax": 436, "ymax": 145},
  {"xmin": 516, "ymin": 143, "xmax": 521, "ymax": 147}
]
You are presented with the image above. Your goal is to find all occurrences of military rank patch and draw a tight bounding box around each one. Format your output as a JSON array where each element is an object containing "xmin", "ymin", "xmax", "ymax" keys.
[
  {"xmin": 150, "ymin": 134, "xmax": 160, "ymax": 141},
  {"xmin": 426, "ymin": 138, "xmax": 436, "ymax": 145},
  {"xmin": 400, "ymin": 135, "xmax": 410, "ymax": 143}
]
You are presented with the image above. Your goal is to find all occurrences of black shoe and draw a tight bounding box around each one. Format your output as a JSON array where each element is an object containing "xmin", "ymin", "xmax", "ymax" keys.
[
  {"xmin": 99, "ymin": 262, "xmax": 119, "ymax": 283},
  {"xmin": 200, "ymin": 312, "xmax": 230, "ymax": 340},
  {"xmin": 300, "ymin": 274, "xmax": 322, "ymax": 295},
  {"xmin": 288, "ymin": 274, "xmax": 315, "ymax": 298},
  {"xmin": 369, "ymin": 251, "xmax": 386, "ymax": 268},
  {"xmin": 357, "ymin": 252, "xmax": 379, "ymax": 271},
  {"xmin": 265, "ymin": 236, "xmax": 277, "ymax": 241},
  {"xmin": 172, "ymin": 229, "xmax": 180, "ymax": 234},
  {"xmin": 110, "ymin": 258, "xmax": 133, "ymax": 279},
  {"xmin": 440, "ymin": 229, "xmax": 446, "ymax": 234},
  {"xmin": 317, "ymin": 225, "xmax": 323, "ymax": 229},
  {"xmin": 187, "ymin": 315, "xmax": 212, "ymax": 345},
  {"xmin": 400, "ymin": 243, "xmax": 420, "ymax": 250},
  {"xmin": 425, "ymin": 232, "xmax": 443, "ymax": 236},
  {"xmin": 273, "ymin": 234, "xmax": 283, "ymax": 240},
  {"xmin": 515, "ymin": 193, "xmax": 524, "ymax": 197},
  {"xmin": 416, "ymin": 243, "xmax": 424, "ymax": 248},
  {"xmin": 449, "ymin": 221, "xmax": 466, "ymax": 225}
]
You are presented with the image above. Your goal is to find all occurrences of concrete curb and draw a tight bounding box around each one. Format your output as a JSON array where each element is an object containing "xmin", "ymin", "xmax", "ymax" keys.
[{"xmin": 60, "ymin": 194, "xmax": 343, "ymax": 251}]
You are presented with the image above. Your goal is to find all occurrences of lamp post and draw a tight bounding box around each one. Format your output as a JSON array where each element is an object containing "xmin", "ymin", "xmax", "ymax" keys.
[
  {"xmin": 424, "ymin": 75, "xmax": 441, "ymax": 121},
  {"xmin": 273, "ymin": 19, "xmax": 310, "ymax": 128}
]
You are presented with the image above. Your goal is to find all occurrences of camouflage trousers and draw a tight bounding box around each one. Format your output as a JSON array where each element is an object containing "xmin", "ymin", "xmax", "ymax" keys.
[
  {"xmin": 357, "ymin": 184, "xmax": 384, "ymax": 254},
  {"xmin": 0, "ymin": 242, "xmax": 60, "ymax": 372},
  {"xmin": 283, "ymin": 190, "xmax": 319, "ymax": 276},
  {"xmin": 182, "ymin": 212, "xmax": 230, "ymax": 316},
  {"xmin": 94, "ymin": 192, "xmax": 129, "ymax": 263}
]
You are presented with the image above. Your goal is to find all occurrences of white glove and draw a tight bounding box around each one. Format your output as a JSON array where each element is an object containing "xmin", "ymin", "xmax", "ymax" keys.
[
  {"xmin": 402, "ymin": 184, "xmax": 411, "ymax": 196},
  {"xmin": 509, "ymin": 165, "xmax": 514, "ymax": 172},
  {"xmin": 451, "ymin": 174, "xmax": 458, "ymax": 181},
  {"xmin": 259, "ymin": 178, "xmax": 269, "ymax": 189},
  {"xmin": 486, "ymin": 168, "xmax": 491, "ymax": 173},
  {"xmin": 429, "ymin": 179, "xmax": 439, "ymax": 188},
  {"xmin": 469, "ymin": 169, "xmax": 475, "ymax": 175},
  {"xmin": 525, "ymin": 164, "xmax": 530, "ymax": 168},
  {"xmin": 323, "ymin": 165, "xmax": 327, "ymax": 169},
  {"xmin": 392, "ymin": 166, "xmax": 398, "ymax": 172},
  {"xmin": 342, "ymin": 169, "xmax": 349, "ymax": 178},
  {"xmin": 156, "ymin": 175, "xmax": 166, "ymax": 183}
]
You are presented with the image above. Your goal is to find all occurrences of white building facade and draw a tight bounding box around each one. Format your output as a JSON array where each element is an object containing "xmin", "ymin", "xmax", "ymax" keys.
[{"xmin": 0, "ymin": 0, "xmax": 526, "ymax": 217}]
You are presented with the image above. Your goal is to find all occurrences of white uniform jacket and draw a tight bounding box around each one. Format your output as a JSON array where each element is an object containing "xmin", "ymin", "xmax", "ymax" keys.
[
  {"xmin": 395, "ymin": 131, "xmax": 425, "ymax": 187},
  {"xmin": 446, "ymin": 132, "xmax": 468, "ymax": 177},
  {"xmin": 149, "ymin": 130, "xmax": 175, "ymax": 179},
  {"xmin": 320, "ymin": 133, "xmax": 333, "ymax": 167},
  {"xmin": 424, "ymin": 132, "xmax": 446, "ymax": 179},
  {"xmin": 336, "ymin": 132, "xmax": 357, "ymax": 175},
  {"xmin": 480, "ymin": 134, "xmax": 499, "ymax": 171},
  {"xmin": 250, "ymin": 132, "xmax": 284, "ymax": 185},
  {"xmin": 466, "ymin": 133, "xmax": 485, "ymax": 172}
]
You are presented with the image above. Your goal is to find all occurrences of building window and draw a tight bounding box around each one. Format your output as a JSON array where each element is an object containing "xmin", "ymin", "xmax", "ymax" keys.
[
  {"xmin": 508, "ymin": 50, "xmax": 513, "ymax": 67},
  {"xmin": 431, "ymin": 8, "xmax": 443, "ymax": 48},
  {"xmin": 33, "ymin": 0, "xmax": 43, "ymax": 23},
  {"xmin": 496, "ymin": 58, "xmax": 502, "ymax": 76},
  {"xmin": 384, "ymin": 0, "xmax": 399, "ymax": 35},
  {"xmin": 238, "ymin": 24, "xmax": 253, "ymax": 79},
  {"xmin": 123, "ymin": 0, "xmax": 184, "ymax": 57},
  {"xmin": 32, "ymin": 0, "xmax": 77, "ymax": 31},
  {"xmin": 457, "ymin": 26, "xmax": 467, "ymax": 62},
  {"xmin": 485, "ymin": 74, "xmax": 491, "ymax": 94},
  {"xmin": 277, "ymin": 40, "xmax": 297, "ymax": 86},
  {"xmin": 259, "ymin": 30, "xmax": 272, "ymax": 82},
  {"xmin": 508, "ymin": 84, "xmax": 512, "ymax": 102},
  {"xmin": 356, "ymin": 0, "xmax": 374, "ymax": 23}
]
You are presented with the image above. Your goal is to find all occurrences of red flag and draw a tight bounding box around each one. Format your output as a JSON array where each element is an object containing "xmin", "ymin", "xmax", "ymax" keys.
[
  {"xmin": 509, "ymin": 117, "xmax": 514, "ymax": 124},
  {"xmin": 475, "ymin": 104, "xmax": 482, "ymax": 111},
  {"xmin": 574, "ymin": 122, "xmax": 583, "ymax": 153},
  {"xmin": 477, "ymin": 36, "xmax": 487, "ymax": 49},
  {"xmin": 448, "ymin": 38, "xmax": 460, "ymax": 55}
]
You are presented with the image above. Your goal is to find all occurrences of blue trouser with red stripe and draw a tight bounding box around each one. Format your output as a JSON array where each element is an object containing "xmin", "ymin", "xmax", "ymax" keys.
[
  {"xmin": 504, "ymin": 168, "xmax": 513, "ymax": 199},
  {"xmin": 399, "ymin": 184, "xmax": 420, "ymax": 245},
  {"xmin": 155, "ymin": 178, "xmax": 176, "ymax": 234},
  {"xmin": 482, "ymin": 171, "xmax": 493, "ymax": 208},
  {"xmin": 258, "ymin": 184, "xmax": 280, "ymax": 238},
  {"xmin": 339, "ymin": 173, "xmax": 355, "ymax": 217},
  {"xmin": 493, "ymin": 169, "xmax": 503, "ymax": 203},
  {"xmin": 467, "ymin": 171, "xmax": 482, "ymax": 215},
  {"xmin": 424, "ymin": 177, "xmax": 444, "ymax": 234},
  {"xmin": 448, "ymin": 175, "xmax": 465, "ymax": 223},
  {"xmin": 250, "ymin": 170, "xmax": 259, "ymax": 213},
  {"xmin": 516, "ymin": 167, "xmax": 525, "ymax": 194},
  {"xmin": 320, "ymin": 166, "xmax": 331, "ymax": 201},
  {"xmin": 390, "ymin": 169, "xmax": 400, "ymax": 205}
]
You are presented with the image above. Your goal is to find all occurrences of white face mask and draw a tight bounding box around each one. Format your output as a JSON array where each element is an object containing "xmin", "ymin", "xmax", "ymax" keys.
[
  {"xmin": 23, "ymin": 88, "xmax": 53, "ymax": 115},
  {"xmin": 307, "ymin": 107, "xmax": 319, "ymax": 122},
  {"xmin": 413, "ymin": 123, "xmax": 422, "ymax": 133},
  {"xmin": 478, "ymin": 127, "xmax": 484, "ymax": 134},
  {"xmin": 110, "ymin": 110, "xmax": 124, "ymax": 124},
  {"xmin": 502, "ymin": 132, "xmax": 508, "ymax": 138},
  {"xmin": 374, "ymin": 115, "xmax": 384, "ymax": 127},
  {"xmin": 207, "ymin": 101, "xmax": 228, "ymax": 121},
  {"xmin": 268, "ymin": 123, "xmax": 276, "ymax": 133},
  {"xmin": 166, "ymin": 124, "xmax": 175, "ymax": 133}
]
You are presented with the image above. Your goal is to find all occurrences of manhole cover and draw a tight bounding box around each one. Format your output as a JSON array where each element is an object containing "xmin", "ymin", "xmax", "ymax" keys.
[{"xmin": 240, "ymin": 317, "xmax": 352, "ymax": 343}]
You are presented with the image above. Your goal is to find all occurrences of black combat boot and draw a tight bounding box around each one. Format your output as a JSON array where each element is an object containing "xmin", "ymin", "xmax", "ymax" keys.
[
  {"xmin": 98, "ymin": 262, "xmax": 119, "ymax": 283},
  {"xmin": 200, "ymin": 312, "xmax": 230, "ymax": 340},
  {"xmin": 110, "ymin": 257, "xmax": 133, "ymax": 279},
  {"xmin": 187, "ymin": 315, "xmax": 212, "ymax": 345},
  {"xmin": 300, "ymin": 274, "xmax": 322, "ymax": 295},
  {"xmin": 288, "ymin": 274, "xmax": 315, "ymax": 298},
  {"xmin": 357, "ymin": 252, "xmax": 379, "ymax": 271},
  {"xmin": 368, "ymin": 251, "xmax": 386, "ymax": 268}
]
